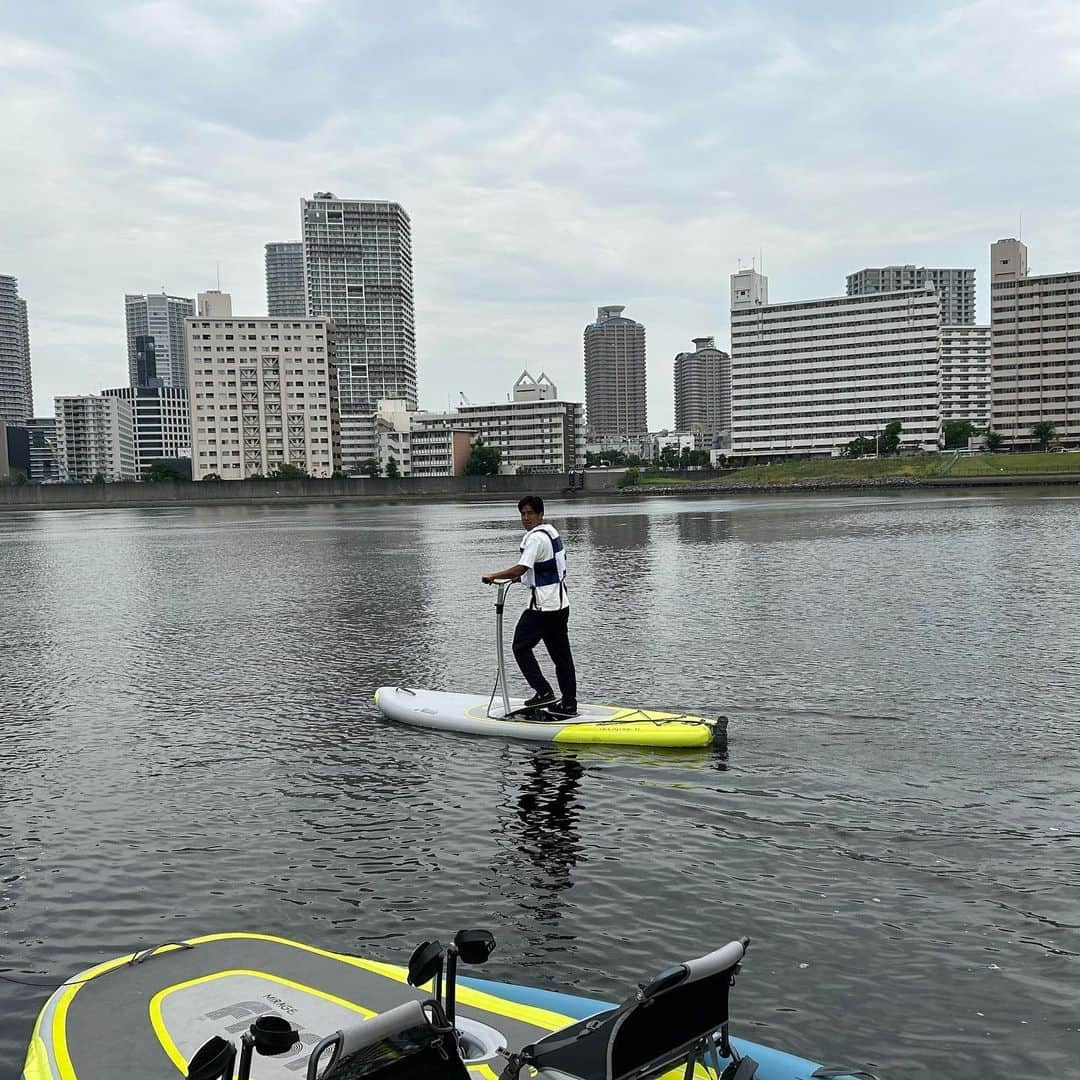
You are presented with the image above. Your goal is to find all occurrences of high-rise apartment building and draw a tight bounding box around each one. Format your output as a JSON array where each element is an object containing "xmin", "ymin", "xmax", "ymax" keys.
[
  {"xmin": 0, "ymin": 275, "xmax": 33, "ymax": 424},
  {"xmin": 940, "ymin": 325, "xmax": 992, "ymax": 429},
  {"xmin": 674, "ymin": 337, "xmax": 732, "ymax": 448},
  {"xmin": 185, "ymin": 315, "xmax": 340, "ymax": 480},
  {"xmin": 125, "ymin": 292, "xmax": 196, "ymax": 389},
  {"xmin": 730, "ymin": 270, "xmax": 941, "ymax": 457},
  {"xmin": 54, "ymin": 395, "xmax": 137, "ymax": 482},
  {"xmin": 456, "ymin": 375, "xmax": 584, "ymax": 472},
  {"xmin": 301, "ymin": 194, "xmax": 416, "ymax": 468},
  {"xmin": 0, "ymin": 423, "xmax": 30, "ymax": 479},
  {"xmin": 24, "ymin": 417, "xmax": 59, "ymax": 483},
  {"xmin": 846, "ymin": 266, "xmax": 976, "ymax": 326},
  {"xmin": 266, "ymin": 243, "xmax": 306, "ymax": 317},
  {"xmin": 376, "ymin": 373, "xmax": 585, "ymax": 477},
  {"xmin": 990, "ymin": 238, "xmax": 1080, "ymax": 449},
  {"xmin": 102, "ymin": 385, "xmax": 190, "ymax": 476},
  {"xmin": 584, "ymin": 305, "xmax": 647, "ymax": 437},
  {"xmin": 407, "ymin": 417, "xmax": 476, "ymax": 477}
]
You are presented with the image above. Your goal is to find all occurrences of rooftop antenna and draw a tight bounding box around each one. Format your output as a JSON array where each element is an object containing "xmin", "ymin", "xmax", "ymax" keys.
[
  {"xmin": 1018, "ymin": 213, "xmax": 1022, "ymax": 240},
  {"xmin": 216, "ymin": 262, "xmax": 221, "ymax": 290}
]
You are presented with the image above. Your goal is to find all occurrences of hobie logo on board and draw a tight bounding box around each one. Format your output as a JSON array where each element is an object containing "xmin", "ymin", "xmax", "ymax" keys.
[{"xmin": 203, "ymin": 1000, "xmax": 322, "ymax": 1071}]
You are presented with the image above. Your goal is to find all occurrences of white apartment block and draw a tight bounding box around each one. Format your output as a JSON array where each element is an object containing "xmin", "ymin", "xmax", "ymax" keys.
[
  {"xmin": 368, "ymin": 373, "xmax": 584, "ymax": 476},
  {"xmin": 408, "ymin": 414, "xmax": 476, "ymax": 477},
  {"xmin": 730, "ymin": 271, "xmax": 941, "ymax": 457},
  {"xmin": 102, "ymin": 385, "xmax": 190, "ymax": 476},
  {"xmin": 652, "ymin": 431, "xmax": 697, "ymax": 458},
  {"xmin": 990, "ymin": 238, "xmax": 1080, "ymax": 449},
  {"xmin": 54, "ymin": 395, "xmax": 137, "ymax": 482},
  {"xmin": 374, "ymin": 399, "xmax": 413, "ymax": 475},
  {"xmin": 456, "ymin": 376, "xmax": 584, "ymax": 473},
  {"xmin": 587, "ymin": 430, "xmax": 703, "ymax": 462},
  {"xmin": 847, "ymin": 266, "xmax": 976, "ymax": 326},
  {"xmin": 585, "ymin": 433, "xmax": 655, "ymax": 461},
  {"xmin": 185, "ymin": 316, "xmax": 341, "ymax": 480},
  {"xmin": 940, "ymin": 325, "xmax": 992, "ymax": 428}
]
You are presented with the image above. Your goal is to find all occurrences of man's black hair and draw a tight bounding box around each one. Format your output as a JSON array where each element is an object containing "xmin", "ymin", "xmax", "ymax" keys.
[{"xmin": 518, "ymin": 495, "xmax": 545, "ymax": 516}]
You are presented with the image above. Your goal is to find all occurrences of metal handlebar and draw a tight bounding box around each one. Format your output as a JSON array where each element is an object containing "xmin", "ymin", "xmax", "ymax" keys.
[{"xmin": 491, "ymin": 579, "xmax": 515, "ymax": 717}]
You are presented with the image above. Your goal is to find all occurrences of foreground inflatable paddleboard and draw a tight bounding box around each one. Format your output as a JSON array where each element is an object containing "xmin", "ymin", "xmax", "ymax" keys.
[
  {"xmin": 20, "ymin": 931, "xmax": 868, "ymax": 1080},
  {"xmin": 374, "ymin": 687, "xmax": 725, "ymax": 748}
]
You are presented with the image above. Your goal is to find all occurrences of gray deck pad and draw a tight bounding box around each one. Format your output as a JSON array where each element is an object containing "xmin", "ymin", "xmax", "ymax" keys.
[{"xmin": 33, "ymin": 934, "xmax": 573, "ymax": 1080}]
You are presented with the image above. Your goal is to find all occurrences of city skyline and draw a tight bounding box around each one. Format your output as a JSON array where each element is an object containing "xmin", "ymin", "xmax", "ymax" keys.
[{"xmin": 4, "ymin": 2, "xmax": 1080, "ymax": 426}]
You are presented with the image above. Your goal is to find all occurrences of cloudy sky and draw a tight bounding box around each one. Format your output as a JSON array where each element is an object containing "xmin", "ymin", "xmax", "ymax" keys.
[{"xmin": 4, "ymin": 0, "xmax": 1080, "ymax": 426}]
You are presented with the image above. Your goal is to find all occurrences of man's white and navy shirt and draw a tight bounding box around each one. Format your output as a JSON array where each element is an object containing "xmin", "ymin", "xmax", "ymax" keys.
[{"xmin": 518, "ymin": 524, "xmax": 569, "ymax": 611}]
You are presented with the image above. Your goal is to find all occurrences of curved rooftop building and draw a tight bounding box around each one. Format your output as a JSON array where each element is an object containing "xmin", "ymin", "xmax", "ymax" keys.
[{"xmin": 584, "ymin": 305, "xmax": 646, "ymax": 437}]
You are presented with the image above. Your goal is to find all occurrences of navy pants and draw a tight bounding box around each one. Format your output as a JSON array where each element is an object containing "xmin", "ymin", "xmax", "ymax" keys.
[{"xmin": 513, "ymin": 607, "xmax": 577, "ymax": 707}]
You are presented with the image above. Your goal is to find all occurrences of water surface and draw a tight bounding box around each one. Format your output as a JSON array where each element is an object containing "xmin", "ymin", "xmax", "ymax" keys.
[{"xmin": 1, "ymin": 491, "xmax": 1078, "ymax": 1077}]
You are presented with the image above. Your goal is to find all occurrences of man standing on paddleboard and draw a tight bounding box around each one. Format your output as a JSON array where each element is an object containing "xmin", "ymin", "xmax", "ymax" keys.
[{"xmin": 482, "ymin": 495, "xmax": 578, "ymax": 717}]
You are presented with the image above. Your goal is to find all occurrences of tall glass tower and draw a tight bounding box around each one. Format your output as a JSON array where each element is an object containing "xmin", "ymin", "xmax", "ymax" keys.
[
  {"xmin": 301, "ymin": 194, "xmax": 416, "ymax": 413},
  {"xmin": 125, "ymin": 292, "xmax": 195, "ymax": 389},
  {"xmin": 301, "ymin": 194, "xmax": 416, "ymax": 469},
  {"xmin": 265, "ymin": 242, "xmax": 305, "ymax": 317}
]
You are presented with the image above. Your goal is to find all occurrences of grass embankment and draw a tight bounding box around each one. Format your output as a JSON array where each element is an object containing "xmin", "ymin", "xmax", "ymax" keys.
[
  {"xmin": 627, "ymin": 452, "xmax": 1080, "ymax": 489},
  {"xmin": 949, "ymin": 452, "xmax": 1080, "ymax": 475},
  {"xmin": 634, "ymin": 456, "xmax": 942, "ymax": 487},
  {"xmin": 712, "ymin": 456, "xmax": 943, "ymax": 484}
]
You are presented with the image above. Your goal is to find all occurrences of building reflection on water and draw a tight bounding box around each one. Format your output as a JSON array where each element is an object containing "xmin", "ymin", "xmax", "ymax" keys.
[{"xmin": 675, "ymin": 511, "xmax": 733, "ymax": 546}]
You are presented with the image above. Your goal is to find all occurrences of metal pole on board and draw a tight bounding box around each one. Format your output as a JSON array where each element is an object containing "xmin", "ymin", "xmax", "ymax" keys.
[{"xmin": 493, "ymin": 579, "xmax": 513, "ymax": 717}]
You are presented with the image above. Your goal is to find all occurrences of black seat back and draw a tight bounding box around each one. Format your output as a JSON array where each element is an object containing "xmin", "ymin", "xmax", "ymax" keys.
[
  {"xmin": 611, "ymin": 958, "xmax": 738, "ymax": 1080},
  {"xmin": 519, "ymin": 939, "xmax": 748, "ymax": 1080}
]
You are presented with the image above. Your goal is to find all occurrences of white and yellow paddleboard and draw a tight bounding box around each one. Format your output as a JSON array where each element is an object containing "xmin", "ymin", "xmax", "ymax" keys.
[{"xmin": 374, "ymin": 688, "xmax": 724, "ymax": 748}]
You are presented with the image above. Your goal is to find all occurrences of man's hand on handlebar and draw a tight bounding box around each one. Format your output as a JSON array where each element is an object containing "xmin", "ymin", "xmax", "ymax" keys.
[{"xmin": 483, "ymin": 563, "xmax": 528, "ymax": 585}]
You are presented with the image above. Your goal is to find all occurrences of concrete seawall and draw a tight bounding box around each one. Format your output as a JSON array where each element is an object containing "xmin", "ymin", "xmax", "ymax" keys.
[
  {"xmin": 5, "ymin": 469, "xmax": 1078, "ymax": 512},
  {"xmin": 0, "ymin": 471, "xmax": 625, "ymax": 512}
]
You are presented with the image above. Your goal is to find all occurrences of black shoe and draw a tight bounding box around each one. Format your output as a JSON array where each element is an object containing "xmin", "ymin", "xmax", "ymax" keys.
[
  {"xmin": 523, "ymin": 690, "xmax": 556, "ymax": 708},
  {"xmin": 548, "ymin": 700, "xmax": 579, "ymax": 718}
]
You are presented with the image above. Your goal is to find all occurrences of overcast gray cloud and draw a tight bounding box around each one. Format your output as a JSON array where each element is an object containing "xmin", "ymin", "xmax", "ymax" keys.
[{"xmin": 3, "ymin": 0, "xmax": 1080, "ymax": 425}]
